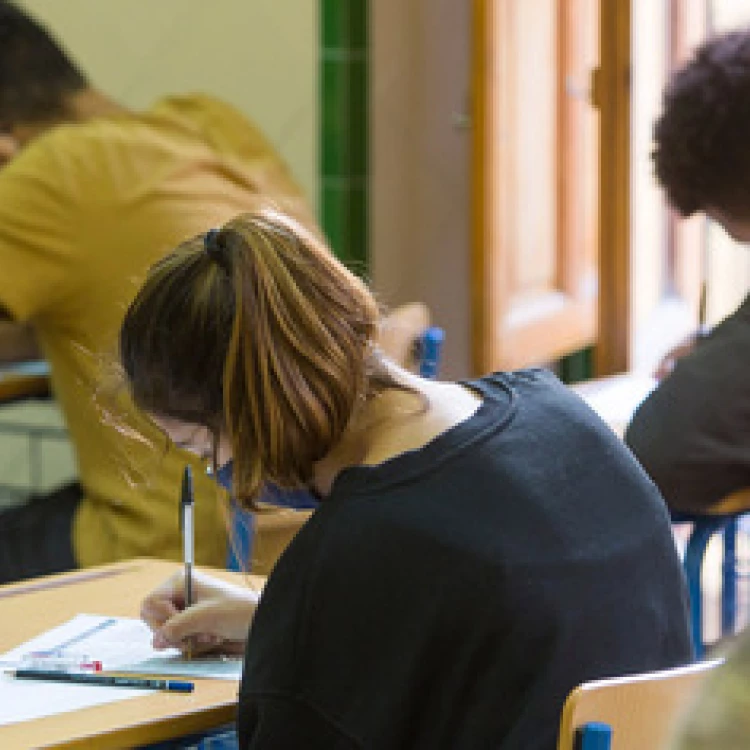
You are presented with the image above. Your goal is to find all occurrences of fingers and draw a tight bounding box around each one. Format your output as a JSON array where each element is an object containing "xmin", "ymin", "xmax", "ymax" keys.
[
  {"xmin": 152, "ymin": 629, "xmax": 225, "ymax": 654},
  {"xmin": 141, "ymin": 596, "xmax": 180, "ymax": 631},
  {"xmin": 141, "ymin": 572, "xmax": 257, "ymax": 652},
  {"xmin": 140, "ymin": 572, "xmax": 186, "ymax": 632},
  {"xmin": 653, "ymin": 334, "xmax": 700, "ymax": 380},
  {"xmin": 155, "ymin": 599, "xmax": 231, "ymax": 649},
  {"xmin": 653, "ymin": 358, "xmax": 675, "ymax": 381}
]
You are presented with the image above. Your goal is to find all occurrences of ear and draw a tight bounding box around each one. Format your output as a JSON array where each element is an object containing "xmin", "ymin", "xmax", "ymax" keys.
[{"xmin": 0, "ymin": 134, "xmax": 19, "ymax": 166}]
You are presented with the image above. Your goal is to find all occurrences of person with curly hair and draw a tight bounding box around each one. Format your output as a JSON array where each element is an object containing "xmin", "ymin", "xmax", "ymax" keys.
[{"xmin": 626, "ymin": 29, "xmax": 750, "ymax": 513}]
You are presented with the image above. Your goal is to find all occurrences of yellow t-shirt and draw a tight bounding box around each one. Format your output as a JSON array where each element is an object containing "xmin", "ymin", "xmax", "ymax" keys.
[{"xmin": 0, "ymin": 94, "xmax": 309, "ymax": 568}]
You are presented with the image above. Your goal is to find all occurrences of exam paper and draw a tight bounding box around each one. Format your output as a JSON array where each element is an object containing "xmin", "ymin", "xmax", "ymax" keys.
[
  {"xmin": 0, "ymin": 616, "xmax": 151, "ymax": 728},
  {"xmin": 0, "ymin": 613, "xmax": 243, "ymax": 728},
  {"xmin": 572, "ymin": 373, "xmax": 658, "ymax": 434},
  {"xmin": 2, "ymin": 613, "xmax": 243, "ymax": 679}
]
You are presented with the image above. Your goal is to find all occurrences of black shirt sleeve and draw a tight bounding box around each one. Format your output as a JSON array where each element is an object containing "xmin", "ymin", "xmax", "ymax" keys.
[
  {"xmin": 238, "ymin": 693, "xmax": 361, "ymax": 750},
  {"xmin": 625, "ymin": 298, "xmax": 750, "ymax": 512}
]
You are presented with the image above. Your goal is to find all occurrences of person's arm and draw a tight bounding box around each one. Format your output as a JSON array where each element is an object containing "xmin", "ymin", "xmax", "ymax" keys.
[
  {"xmin": 653, "ymin": 331, "xmax": 707, "ymax": 380},
  {"xmin": 625, "ymin": 308, "xmax": 750, "ymax": 512}
]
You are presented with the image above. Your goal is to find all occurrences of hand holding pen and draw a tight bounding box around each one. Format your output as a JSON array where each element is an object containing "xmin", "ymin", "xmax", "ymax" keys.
[{"xmin": 140, "ymin": 569, "xmax": 259, "ymax": 657}]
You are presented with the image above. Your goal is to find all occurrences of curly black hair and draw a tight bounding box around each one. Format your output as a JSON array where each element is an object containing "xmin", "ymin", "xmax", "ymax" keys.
[
  {"xmin": 0, "ymin": 1, "xmax": 87, "ymax": 125},
  {"xmin": 654, "ymin": 29, "xmax": 750, "ymax": 218}
]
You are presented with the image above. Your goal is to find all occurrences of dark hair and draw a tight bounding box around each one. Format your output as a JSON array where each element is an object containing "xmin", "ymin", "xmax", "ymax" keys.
[
  {"xmin": 653, "ymin": 29, "xmax": 750, "ymax": 218},
  {"xmin": 0, "ymin": 1, "xmax": 87, "ymax": 125},
  {"xmin": 121, "ymin": 209, "xmax": 394, "ymax": 506}
]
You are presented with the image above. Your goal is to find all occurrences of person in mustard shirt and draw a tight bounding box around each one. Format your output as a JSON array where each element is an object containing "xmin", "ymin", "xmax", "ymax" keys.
[{"xmin": 0, "ymin": 1, "xmax": 311, "ymax": 582}]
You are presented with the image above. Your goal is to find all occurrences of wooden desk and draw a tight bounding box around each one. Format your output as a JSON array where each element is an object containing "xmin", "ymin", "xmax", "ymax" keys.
[{"xmin": 0, "ymin": 558, "xmax": 261, "ymax": 749}]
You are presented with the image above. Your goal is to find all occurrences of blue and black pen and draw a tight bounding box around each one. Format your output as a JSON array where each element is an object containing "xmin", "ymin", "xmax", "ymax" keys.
[{"xmin": 9, "ymin": 668, "xmax": 194, "ymax": 693}]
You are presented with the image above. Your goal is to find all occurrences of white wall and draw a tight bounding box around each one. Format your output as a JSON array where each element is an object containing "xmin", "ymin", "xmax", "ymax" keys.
[{"xmin": 18, "ymin": 0, "xmax": 318, "ymax": 207}]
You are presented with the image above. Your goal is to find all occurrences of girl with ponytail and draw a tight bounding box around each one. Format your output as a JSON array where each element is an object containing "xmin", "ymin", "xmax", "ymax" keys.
[{"xmin": 121, "ymin": 208, "xmax": 692, "ymax": 749}]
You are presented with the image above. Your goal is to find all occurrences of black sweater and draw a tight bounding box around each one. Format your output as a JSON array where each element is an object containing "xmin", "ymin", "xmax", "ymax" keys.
[{"xmin": 238, "ymin": 370, "xmax": 693, "ymax": 749}]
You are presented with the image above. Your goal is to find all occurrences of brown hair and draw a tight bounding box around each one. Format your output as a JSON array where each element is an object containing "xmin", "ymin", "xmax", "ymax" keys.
[
  {"xmin": 0, "ymin": 1, "xmax": 87, "ymax": 125},
  {"xmin": 121, "ymin": 209, "xmax": 393, "ymax": 506}
]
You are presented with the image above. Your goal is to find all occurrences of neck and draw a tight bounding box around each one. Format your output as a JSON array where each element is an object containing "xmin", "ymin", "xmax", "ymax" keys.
[
  {"xmin": 10, "ymin": 89, "xmax": 130, "ymax": 147},
  {"xmin": 311, "ymin": 360, "xmax": 428, "ymax": 496},
  {"xmin": 66, "ymin": 88, "xmax": 130, "ymax": 121}
]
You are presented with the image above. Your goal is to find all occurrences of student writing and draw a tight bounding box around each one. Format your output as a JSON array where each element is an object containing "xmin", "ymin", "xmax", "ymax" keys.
[{"xmin": 121, "ymin": 209, "xmax": 693, "ymax": 749}]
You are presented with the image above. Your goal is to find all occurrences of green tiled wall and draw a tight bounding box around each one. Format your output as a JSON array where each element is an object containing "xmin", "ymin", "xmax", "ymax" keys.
[
  {"xmin": 558, "ymin": 347, "xmax": 594, "ymax": 384},
  {"xmin": 319, "ymin": 0, "xmax": 369, "ymax": 271}
]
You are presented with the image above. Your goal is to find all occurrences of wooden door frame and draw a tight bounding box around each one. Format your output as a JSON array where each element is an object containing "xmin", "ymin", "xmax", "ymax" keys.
[
  {"xmin": 594, "ymin": 0, "xmax": 631, "ymax": 375},
  {"xmin": 470, "ymin": 0, "xmax": 495, "ymax": 376}
]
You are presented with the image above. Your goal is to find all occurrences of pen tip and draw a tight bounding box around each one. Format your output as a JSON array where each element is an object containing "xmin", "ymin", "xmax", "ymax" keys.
[{"xmin": 181, "ymin": 465, "xmax": 194, "ymax": 497}]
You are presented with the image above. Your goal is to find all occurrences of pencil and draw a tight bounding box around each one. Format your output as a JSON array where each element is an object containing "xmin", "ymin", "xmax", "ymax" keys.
[{"xmin": 8, "ymin": 669, "xmax": 194, "ymax": 693}]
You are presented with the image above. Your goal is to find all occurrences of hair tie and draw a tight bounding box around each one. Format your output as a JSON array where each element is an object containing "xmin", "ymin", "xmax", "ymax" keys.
[
  {"xmin": 204, "ymin": 228, "xmax": 220, "ymax": 255},
  {"xmin": 204, "ymin": 228, "xmax": 230, "ymax": 273}
]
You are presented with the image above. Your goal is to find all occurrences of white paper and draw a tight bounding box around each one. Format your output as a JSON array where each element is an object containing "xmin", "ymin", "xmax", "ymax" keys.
[
  {"xmin": 0, "ymin": 670, "xmax": 149, "ymax": 727},
  {"xmin": 0, "ymin": 613, "xmax": 243, "ymax": 728},
  {"xmin": 0, "ymin": 616, "xmax": 151, "ymax": 728},
  {"xmin": 572, "ymin": 374, "xmax": 658, "ymax": 428}
]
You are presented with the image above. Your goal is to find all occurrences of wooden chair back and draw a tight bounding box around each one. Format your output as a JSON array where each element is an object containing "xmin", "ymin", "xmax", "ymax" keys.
[{"xmin": 557, "ymin": 659, "xmax": 722, "ymax": 750}]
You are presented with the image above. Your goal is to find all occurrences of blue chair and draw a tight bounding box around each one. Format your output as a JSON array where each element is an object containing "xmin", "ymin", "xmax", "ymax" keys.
[
  {"xmin": 226, "ymin": 486, "xmax": 317, "ymax": 572},
  {"xmin": 414, "ymin": 326, "xmax": 445, "ymax": 379},
  {"xmin": 226, "ymin": 323, "xmax": 446, "ymax": 572},
  {"xmin": 672, "ymin": 509, "xmax": 748, "ymax": 658}
]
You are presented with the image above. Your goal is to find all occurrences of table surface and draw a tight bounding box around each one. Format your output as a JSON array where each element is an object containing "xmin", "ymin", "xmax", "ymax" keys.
[{"xmin": 0, "ymin": 558, "xmax": 261, "ymax": 749}]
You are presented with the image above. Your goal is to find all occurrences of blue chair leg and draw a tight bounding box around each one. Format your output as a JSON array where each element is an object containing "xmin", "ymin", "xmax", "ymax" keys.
[
  {"xmin": 682, "ymin": 517, "xmax": 730, "ymax": 658},
  {"xmin": 722, "ymin": 518, "xmax": 738, "ymax": 636}
]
